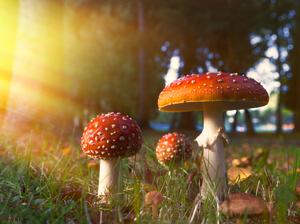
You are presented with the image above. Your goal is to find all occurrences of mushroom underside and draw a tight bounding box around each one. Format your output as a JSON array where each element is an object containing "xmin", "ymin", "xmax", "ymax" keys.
[{"xmin": 159, "ymin": 100, "xmax": 266, "ymax": 112}]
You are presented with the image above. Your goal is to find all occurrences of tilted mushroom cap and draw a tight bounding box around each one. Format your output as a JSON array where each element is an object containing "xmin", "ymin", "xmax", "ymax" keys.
[
  {"xmin": 220, "ymin": 193, "xmax": 268, "ymax": 217},
  {"xmin": 81, "ymin": 112, "xmax": 142, "ymax": 159},
  {"xmin": 156, "ymin": 132, "xmax": 192, "ymax": 165},
  {"xmin": 158, "ymin": 72, "xmax": 269, "ymax": 112}
]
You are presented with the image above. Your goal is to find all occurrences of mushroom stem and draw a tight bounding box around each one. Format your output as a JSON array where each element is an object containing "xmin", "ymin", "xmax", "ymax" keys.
[
  {"xmin": 196, "ymin": 105, "xmax": 228, "ymax": 201},
  {"xmin": 151, "ymin": 204, "xmax": 159, "ymax": 219},
  {"xmin": 98, "ymin": 158, "xmax": 120, "ymax": 197}
]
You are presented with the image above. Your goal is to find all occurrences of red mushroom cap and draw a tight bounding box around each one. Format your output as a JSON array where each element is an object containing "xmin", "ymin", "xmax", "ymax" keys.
[
  {"xmin": 81, "ymin": 112, "xmax": 142, "ymax": 159},
  {"xmin": 156, "ymin": 132, "xmax": 192, "ymax": 165},
  {"xmin": 158, "ymin": 72, "xmax": 269, "ymax": 112}
]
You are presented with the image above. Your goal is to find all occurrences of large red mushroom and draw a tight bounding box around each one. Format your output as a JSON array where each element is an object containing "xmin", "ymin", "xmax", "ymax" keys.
[
  {"xmin": 81, "ymin": 112, "xmax": 142, "ymax": 199},
  {"xmin": 158, "ymin": 72, "xmax": 269, "ymax": 201}
]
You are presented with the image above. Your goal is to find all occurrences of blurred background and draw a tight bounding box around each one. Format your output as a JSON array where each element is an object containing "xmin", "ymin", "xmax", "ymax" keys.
[{"xmin": 0, "ymin": 0, "xmax": 299, "ymax": 141}]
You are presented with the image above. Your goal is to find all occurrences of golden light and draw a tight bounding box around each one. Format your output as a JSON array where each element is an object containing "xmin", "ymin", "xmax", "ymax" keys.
[{"xmin": 0, "ymin": 0, "xmax": 19, "ymax": 113}]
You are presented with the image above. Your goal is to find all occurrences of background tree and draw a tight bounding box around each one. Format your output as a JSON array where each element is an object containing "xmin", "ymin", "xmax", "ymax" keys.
[
  {"xmin": 2, "ymin": 0, "xmax": 76, "ymax": 139},
  {"xmin": 286, "ymin": 0, "xmax": 300, "ymax": 132},
  {"xmin": 261, "ymin": 0, "xmax": 295, "ymax": 134}
]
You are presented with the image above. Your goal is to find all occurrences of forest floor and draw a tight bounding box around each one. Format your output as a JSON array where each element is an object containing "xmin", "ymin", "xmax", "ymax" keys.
[{"xmin": 0, "ymin": 131, "xmax": 300, "ymax": 223}]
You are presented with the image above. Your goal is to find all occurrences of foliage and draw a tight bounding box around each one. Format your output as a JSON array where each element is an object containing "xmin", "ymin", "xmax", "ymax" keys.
[{"xmin": 1, "ymin": 133, "xmax": 300, "ymax": 223}]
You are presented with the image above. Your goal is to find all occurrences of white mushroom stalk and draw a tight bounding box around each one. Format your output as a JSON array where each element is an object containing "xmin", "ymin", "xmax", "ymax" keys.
[
  {"xmin": 195, "ymin": 105, "xmax": 229, "ymax": 200},
  {"xmin": 98, "ymin": 158, "xmax": 120, "ymax": 196}
]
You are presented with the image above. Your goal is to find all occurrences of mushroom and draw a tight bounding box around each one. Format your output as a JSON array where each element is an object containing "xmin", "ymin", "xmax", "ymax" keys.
[
  {"xmin": 144, "ymin": 191, "xmax": 164, "ymax": 219},
  {"xmin": 81, "ymin": 112, "xmax": 142, "ymax": 200},
  {"xmin": 156, "ymin": 132, "xmax": 192, "ymax": 168},
  {"xmin": 157, "ymin": 72, "xmax": 269, "ymax": 200},
  {"xmin": 220, "ymin": 193, "xmax": 269, "ymax": 223}
]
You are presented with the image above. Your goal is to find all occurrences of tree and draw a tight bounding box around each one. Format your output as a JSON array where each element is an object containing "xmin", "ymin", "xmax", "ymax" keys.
[
  {"xmin": 286, "ymin": 0, "xmax": 300, "ymax": 132},
  {"xmin": 2, "ymin": 0, "xmax": 75, "ymax": 138},
  {"xmin": 64, "ymin": 0, "xmax": 165, "ymax": 128},
  {"xmin": 202, "ymin": 0, "xmax": 269, "ymax": 135},
  {"xmin": 261, "ymin": 0, "xmax": 294, "ymax": 134}
]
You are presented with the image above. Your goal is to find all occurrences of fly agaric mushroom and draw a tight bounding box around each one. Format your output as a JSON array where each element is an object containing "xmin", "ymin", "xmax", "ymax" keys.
[
  {"xmin": 81, "ymin": 112, "xmax": 142, "ymax": 199},
  {"xmin": 156, "ymin": 132, "xmax": 192, "ymax": 167},
  {"xmin": 158, "ymin": 72, "xmax": 269, "ymax": 200},
  {"xmin": 220, "ymin": 193, "xmax": 269, "ymax": 223},
  {"xmin": 144, "ymin": 191, "xmax": 164, "ymax": 219}
]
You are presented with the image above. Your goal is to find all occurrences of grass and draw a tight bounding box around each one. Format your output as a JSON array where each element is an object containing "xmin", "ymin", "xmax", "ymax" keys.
[{"xmin": 0, "ymin": 131, "xmax": 300, "ymax": 223}]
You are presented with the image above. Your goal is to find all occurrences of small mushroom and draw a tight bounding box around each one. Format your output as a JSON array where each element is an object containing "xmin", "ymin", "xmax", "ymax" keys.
[
  {"xmin": 156, "ymin": 132, "xmax": 192, "ymax": 167},
  {"xmin": 81, "ymin": 112, "xmax": 142, "ymax": 201},
  {"xmin": 158, "ymin": 72, "xmax": 269, "ymax": 200},
  {"xmin": 144, "ymin": 191, "xmax": 164, "ymax": 219},
  {"xmin": 220, "ymin": 193, "xmax": 269, "ymax": 223}
]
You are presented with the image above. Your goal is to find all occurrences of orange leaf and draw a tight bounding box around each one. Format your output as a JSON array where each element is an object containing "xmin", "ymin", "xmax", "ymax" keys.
[
  {"xmin": 227, "ymin": 167, "xmax": 252, "ymax": 185},
  {"xmin": 62, "ymin": 147, "xmax": 72, "ymax": 156}
]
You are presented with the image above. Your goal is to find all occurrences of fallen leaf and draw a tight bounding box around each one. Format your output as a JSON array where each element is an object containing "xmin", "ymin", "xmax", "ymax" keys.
[
  {"xmin": 227, "ymin": 167, "xmax": 252, "ymax": 185},
  {"xmin": 62, "ymin": 147, "xmax": 72, "ymax": 156},
  {"xmin": 231, "ymin": 159, "xmax": 241, "ymax": 167},
  {"xmin": 231, "ymin": 157, "xmax": 251, "ymax": 167}
]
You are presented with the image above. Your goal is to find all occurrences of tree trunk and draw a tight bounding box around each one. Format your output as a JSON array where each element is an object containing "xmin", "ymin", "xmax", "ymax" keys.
[
  {"xmin": 244, "ymin": 109, "xmax": 255, "ymax": 135},
  {"xmin": 294, "ymin": 110, "xmax": 300, "ymax": 133},
  {"xmin": 276, "ymin": 88, "xmax": 283, "ymax": 134},
  {"xmin": 274, "ymin": 25, "xmax": 284, "ymax": 135},
  {"xmin": 292, "ymin": 3, "xmax": 300, "ymax": 133},
  {"xmin": 231, "ymin": 110, "xmax": 239, "ymax": 133},
  {"xmin": 2, "ymin": 0, "xmax": 73, "ymax": 138},
  {"xmin": 137, "ymin": 0, "xmax": 148, "ymax": 128}
]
